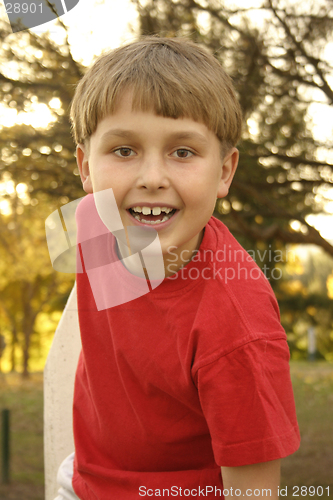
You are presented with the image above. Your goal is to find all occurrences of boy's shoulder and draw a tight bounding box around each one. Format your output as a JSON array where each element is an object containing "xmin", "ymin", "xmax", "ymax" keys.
[
  {"xmin": 198, "ymin": 216, "xmax": 273, "ymax": 286},
  {"xmin": 171, "ymin": 215, "xmax": 278, "ymax": 309},
  {"xmin": 203, "ymin": 215, "xmax": 282, "ymax": 314},
  {"xmin": 185, "ymin": 216, "xmax": 286, "ymax": 361}
]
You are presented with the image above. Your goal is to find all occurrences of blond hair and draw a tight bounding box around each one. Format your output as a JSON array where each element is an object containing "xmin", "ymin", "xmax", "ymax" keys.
[{"xmin": 70, "ymin": 37, "xmax": 242, "ymax": 152}]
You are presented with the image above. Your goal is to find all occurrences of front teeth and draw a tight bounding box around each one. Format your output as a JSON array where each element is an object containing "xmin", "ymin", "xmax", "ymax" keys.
[
  {"xmin": 130, "ymin": 206, "xmax": 175, "ymax": 225},
  {"xmin": 132, "ymin": 206, "xmax": 173, "ymax": 215},
  {"xmin": 152, "ymin": 207, "xmax": 161, "ymax": 216}
]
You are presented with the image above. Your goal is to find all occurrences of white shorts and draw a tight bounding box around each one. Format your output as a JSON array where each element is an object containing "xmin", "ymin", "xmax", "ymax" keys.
[{"xmin": 54, "ymin": 452, "xmax": 80, "ymax": 500}]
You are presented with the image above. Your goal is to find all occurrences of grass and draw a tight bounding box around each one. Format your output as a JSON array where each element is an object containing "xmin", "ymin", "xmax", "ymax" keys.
[
  {"xmin": 0, "ymin": 373, "xmax": 44, "ymax": 500},
  {"xmin": 0, "ymin": 362, "xmax": 332, "ymax": 500},
  {"xmin": 281, "ymin": 361, "xmax": 333, "ymax": 500}
]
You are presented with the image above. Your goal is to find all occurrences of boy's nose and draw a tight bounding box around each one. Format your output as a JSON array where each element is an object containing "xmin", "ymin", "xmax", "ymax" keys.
[{"xmin": 135, "ymin": 157, "xmax": 170, "ymax": 190}]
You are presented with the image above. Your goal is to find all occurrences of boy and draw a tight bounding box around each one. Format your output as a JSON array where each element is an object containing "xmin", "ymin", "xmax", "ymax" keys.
[{"xmin": 55, "ymin": 36, "xmax": 300, "ymax": 499}]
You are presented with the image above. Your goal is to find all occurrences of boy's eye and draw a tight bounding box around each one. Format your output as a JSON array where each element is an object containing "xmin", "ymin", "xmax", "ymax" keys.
[
  {"xmin": 113, "ymin": 147, "xmax": 135, "ymax": 157},
  {"xmin": 172, "ymin": 149, "xmax": 194, "ymax": 159}
]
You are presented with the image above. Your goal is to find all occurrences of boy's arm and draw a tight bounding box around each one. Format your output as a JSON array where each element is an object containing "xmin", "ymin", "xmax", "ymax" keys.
[{"xmin": 221, "ymin": 459, "xmax": 280, "ymax": 500}]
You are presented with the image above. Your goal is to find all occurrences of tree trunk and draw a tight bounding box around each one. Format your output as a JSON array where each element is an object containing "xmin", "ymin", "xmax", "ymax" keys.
[
  {"xmin": 22, "ymin": 342, "xmax": 30, "ymax": 379},
  {"xmin": 10, "ymin": 326, "xmax": 18, "ymax": 372}
]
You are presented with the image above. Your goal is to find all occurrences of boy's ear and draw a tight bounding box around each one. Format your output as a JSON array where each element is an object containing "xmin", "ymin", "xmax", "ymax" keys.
[
  {"xmin": 76, "ymin": 144, "xmax": 93, "ymax": 194},
  {"xmin": 217, "ymin": 147, "xmax": 239, "ymax": 199}
]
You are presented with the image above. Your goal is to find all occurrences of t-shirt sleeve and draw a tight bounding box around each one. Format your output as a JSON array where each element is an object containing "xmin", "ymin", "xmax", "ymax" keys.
[{"xmin": 195, "ymin": 337, "xmax": 301, "ymax": 467}]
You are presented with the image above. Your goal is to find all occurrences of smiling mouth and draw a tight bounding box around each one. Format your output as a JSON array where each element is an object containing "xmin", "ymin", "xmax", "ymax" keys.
[{"xmin": 128, "ymin": 207, "xmax": 177, "ymax": 225}]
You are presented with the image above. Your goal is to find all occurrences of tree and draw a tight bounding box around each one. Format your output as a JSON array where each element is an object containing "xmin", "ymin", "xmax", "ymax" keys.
[
  {"xmin": 128, "ymin": 0, "xmax": 333, "ymax": 357},
  {"xmin": 276, "ymin": 246, "xmax": 333, "ymax": 359},
  {"xmin": 0, "ymin": 194, "xmax": 74, "ymax": 377},
  {"xmin": 1, "ymin": 0, "xmax": 333, "ymax": 370},
  {"xmin": 0, "ymin": 4, "xmax": 85, "ymax": 205},
  {"xmin": 0, "ymin": 7, "xmax": 81, "ymax": 374},
  {"xmin": 130, "ymin": 0, "xmax": 333, "ymax": 256},
  {"xmin": 1, "ymin": 0, "xmax": 332, "ymax": 255}
]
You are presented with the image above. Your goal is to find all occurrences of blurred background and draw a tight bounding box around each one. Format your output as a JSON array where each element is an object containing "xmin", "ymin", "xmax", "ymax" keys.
[{"xmin": 0, "ymin": 0, "xmax": 332, "ymax": 498}]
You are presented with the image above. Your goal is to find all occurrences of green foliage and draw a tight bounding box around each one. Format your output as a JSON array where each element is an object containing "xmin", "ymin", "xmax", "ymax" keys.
[
  {"xmin": 276, "ymin": 246, "xmax": 333, "ymax": 359},
  {"xmin": 0, "ymin": 15, "xmax": 85, "ymax": 203},
  {"xmin": 0, "ymin": 13, "xmax": 80, "ymax": 374},
  {"xmin": 0, "ymin": 197, "xmax": 74, "ymax": 375}
]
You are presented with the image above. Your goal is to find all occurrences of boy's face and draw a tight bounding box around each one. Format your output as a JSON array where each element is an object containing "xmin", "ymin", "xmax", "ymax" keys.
[{"xmin": 76, "ymin": 93, "xmax": 238, "ymax": 276}]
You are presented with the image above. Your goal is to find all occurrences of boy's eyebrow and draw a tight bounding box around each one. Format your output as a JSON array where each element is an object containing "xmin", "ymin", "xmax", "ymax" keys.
[
  {"xmin": 167, "ymin": 131, "xmax": 209, "ymax": 146},
  {"xmin": 99, "ymin": 129, "xmax": 210, "ymax": 146}
]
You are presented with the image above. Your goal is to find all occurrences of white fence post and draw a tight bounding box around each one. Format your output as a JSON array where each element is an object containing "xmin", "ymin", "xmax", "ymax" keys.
[
  {"xmin": 43, "ymin": 284, "xmax": 81, "ymax": 500},
  {"xmin": 307, "ymin": 325, "xmax": 316, "ymax": 361}
]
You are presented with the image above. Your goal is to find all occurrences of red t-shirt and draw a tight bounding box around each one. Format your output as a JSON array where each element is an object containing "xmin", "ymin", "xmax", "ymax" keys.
[{"xmin": 72, "ymin": 195, "xmax": 300, "ymax": 499}]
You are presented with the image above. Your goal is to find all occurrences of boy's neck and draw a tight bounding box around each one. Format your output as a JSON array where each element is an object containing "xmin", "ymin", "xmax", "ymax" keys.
[{"xmin": 115, "ymin": 229, "xmax": 205, "ymax": 279}]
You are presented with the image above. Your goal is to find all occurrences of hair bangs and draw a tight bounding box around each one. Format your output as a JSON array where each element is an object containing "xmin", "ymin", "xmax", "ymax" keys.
[{"xmin": 70, "ymin": 37, "xmax": 242, "ymax": 151}]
